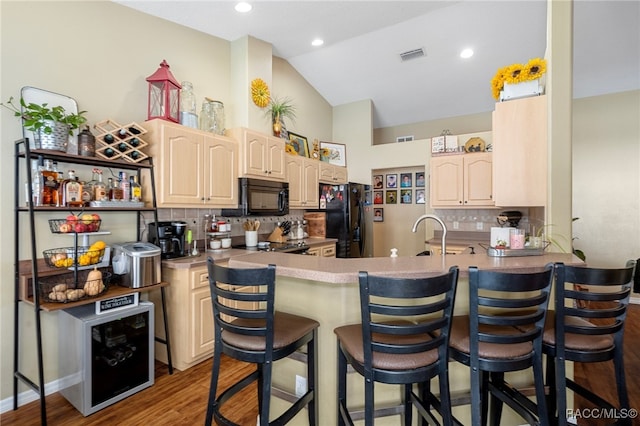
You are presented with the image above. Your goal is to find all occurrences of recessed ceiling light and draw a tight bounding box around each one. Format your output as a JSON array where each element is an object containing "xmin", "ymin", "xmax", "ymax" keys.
[
  {"xmin": 311, "ymin": 38, "xmax": 324, "ymax": 47},
  {"xmin": 235, "ymin": 2, "xmax": 252, "ymax": 13},
  {"xmin": 460, "ymin": 48, "xmax": 474, "ymax": 59}
]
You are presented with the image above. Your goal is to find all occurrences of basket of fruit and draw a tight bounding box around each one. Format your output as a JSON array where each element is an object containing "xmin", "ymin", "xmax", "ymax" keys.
[
  {"xmin": 49, "ymin": 213, "xmax": 102, "ymax": 233},
  {"xmin": 43, "ymin": 241, "xmax": 107, "ymax": 268},
  {"xmin": 40, "ymin": 268, "xmax": 111, "ymax": 303}
]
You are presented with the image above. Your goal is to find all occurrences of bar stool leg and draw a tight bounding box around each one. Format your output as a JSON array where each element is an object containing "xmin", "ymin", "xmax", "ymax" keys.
[
  {"xmin": 259, "ymin": 363, "xmax": 271, "ymax": 426},
  {"xmin": 489, "ymin": 372, "xmax": 504, "ymax": 426},
  {"xmin": 205, "ymin": 343, "xmax": 222, "ymax": 426},
  {"xmin": 337, "ymin": 343, "xmax": 348, "ymax": 426},
  {"xmin": 307, "ymin": 329, "xmax": 318, "ymax": 425}
]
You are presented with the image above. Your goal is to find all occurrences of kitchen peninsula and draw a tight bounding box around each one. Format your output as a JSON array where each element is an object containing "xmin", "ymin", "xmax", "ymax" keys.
[{"xmin": 224, "ymin": 251, "xmax": 583, "ymax": 425}]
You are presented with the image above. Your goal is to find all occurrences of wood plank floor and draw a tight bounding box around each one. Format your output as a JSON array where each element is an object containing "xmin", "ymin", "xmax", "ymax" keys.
[{"xmin": 2, "ymin": 305, "xmax": 639, "ymax": 425}]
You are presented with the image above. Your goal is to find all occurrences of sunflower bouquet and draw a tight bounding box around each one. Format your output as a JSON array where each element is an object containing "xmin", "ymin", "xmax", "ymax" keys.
[{"xmin": 491, "ymin": 58, "xmax": 546, "ymax": 100}]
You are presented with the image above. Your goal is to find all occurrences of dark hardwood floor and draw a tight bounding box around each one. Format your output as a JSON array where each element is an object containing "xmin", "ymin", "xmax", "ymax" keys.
[{"xmin": 2, "ymin": 305, "xmax": 639, "ymax": 425}]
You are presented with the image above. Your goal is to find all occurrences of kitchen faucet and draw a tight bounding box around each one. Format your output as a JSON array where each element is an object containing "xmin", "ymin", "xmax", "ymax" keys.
[{"xmin": 411, "ymin": 214, "xmax": 447, "ymax": 255}]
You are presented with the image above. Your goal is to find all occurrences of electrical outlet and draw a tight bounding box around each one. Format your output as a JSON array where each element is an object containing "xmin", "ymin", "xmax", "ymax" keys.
[
  {"xmin": 476, "ymin": 222, "xmax": 483, "ymax": 230},
  {"xmin": 295, "ymin": 375, "xmax": 307, "ymax": 397},
  {"xmin": 453, "ymin": 221, "xmax": 459, "ymax": 229}
]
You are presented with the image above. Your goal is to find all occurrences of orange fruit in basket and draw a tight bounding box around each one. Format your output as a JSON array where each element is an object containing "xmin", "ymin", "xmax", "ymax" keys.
[{"xmin": 90, "ymin": 241, "xmax": 106, "ymax": 251}]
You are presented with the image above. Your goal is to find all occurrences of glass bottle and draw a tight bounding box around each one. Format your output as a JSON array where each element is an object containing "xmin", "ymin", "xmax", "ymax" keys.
[
  {"xmin": 211, "ymin": 100, "xmax": 225, "ymax": 135},
  {"xmin": 63, "ymin": 170, "xmax": 83, "ymax": 207},
  {"xmin": 110, "ymin": 177, "xmax": 123, "ymax": 201},
  {"xmin": 81, "ymin": 170, "xmax": 96, "ymax": 206},
  {"xmin": 39, "ymin": 159, "xmax": 58, "ymax": 206},
  {"xmin": 119, "ymin": 171, "xmax": 131, "ymax": 201},
  {"xmin": 180, "ymin": 81, "xmax": 198, "ymax": 128},
  {"xmin": 94, "ymin": 169, "xmax": 108, "ymax": 202},
  {"xmin": 199, "ymin": 100, "xmax": 213, "ymax": 132},
  {"xmin": 130, "ymin": 175, "xmax": 142, "ymax": 202}
]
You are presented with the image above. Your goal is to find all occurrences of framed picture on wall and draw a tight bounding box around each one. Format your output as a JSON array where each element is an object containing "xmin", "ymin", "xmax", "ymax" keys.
[
  {"xmin": 416, "ymin": 189, "xmax": 426, "ymax": 204},
  {"xmin": 373, "ymin": 191, "xmax": 383, "ymax": 204},
  {"xmin": 400, "ymin": 173, "xmax": 412, "ymax": 187},
  {"xmin": 374, "ymin": 208, "xmax": 384, "ymax": 222},
  {"xmin": 385, "ymin": 190, "xmax": 397, "ymax": 204},
  {"xmin": 373, "ymin": 174, "xmax": 383, "ymax": 189},
  {"xmin": 401, "ymin": 189, "xmax": 412, "ymax": 204},
  {"xmin": 386, "ymin": 174, "xmax": 397, "ymax": 188},
  {"xmin": 415, "ymin": 172, "xmax": 425, "ymax": 187},
  {"xmin": 320, "ymin": 141, "xmax": 347, "ymax": 166}
]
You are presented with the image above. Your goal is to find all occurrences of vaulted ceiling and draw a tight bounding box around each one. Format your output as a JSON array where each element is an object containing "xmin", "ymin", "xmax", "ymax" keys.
[{"xmin": 116, "ymin": 1, "xmax": 640, "ymax": 129}]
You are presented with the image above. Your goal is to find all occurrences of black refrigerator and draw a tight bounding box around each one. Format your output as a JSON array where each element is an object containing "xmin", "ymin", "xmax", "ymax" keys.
[{"xmin": 318, "ymin": 182, "xmax": 367, "ymax": 258}]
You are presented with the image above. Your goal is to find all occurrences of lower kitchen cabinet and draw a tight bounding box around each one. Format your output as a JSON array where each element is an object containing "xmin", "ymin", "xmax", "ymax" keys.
[
  {"xmin": 307, "ymin": 242, "xmax": 336, "ymax": 257},
  {"xmin": 150, "ymin": 263, "xmax": 255, "ymax": 370},
  {"xmin": 286, "ymin": 155, "xmax": 319, "ymax": 208}
]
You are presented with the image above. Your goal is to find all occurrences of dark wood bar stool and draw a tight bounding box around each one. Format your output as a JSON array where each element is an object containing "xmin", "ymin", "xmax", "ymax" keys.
[
  {"xmin": 334, "ymin": 266, "xmax": 459, "ymax": 426},
  {"xmin": 448, "ymin": 264, "xmax": 554, "ymax": 426},
  {"xmin": 205, "ymin": 258, "xmax": 319, "ymax": 426},
  {"xmin": 544, "ymin": 260, "xmax": 637, "ymax": 426}
]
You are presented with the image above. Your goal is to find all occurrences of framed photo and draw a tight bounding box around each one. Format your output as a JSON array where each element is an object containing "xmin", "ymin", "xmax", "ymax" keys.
[
  {"xmin": 287, "ymin": 132, "xmax": 309, "ymax": 157},
  {"xmin": 416, "ymin": 189, "xmax": 426, "ymax": 204},
  {"xmin": 374, "ymin": 208, "xmax": 384, "ymax": 222},
  {"xmin": 320, "ymin": 141, "xmax": 347, "ymax": 166},
  {"xmin": 400, "ymin": 173, "xmax": 412, "ymax": 188},
  {"xmin": 415, "ymin": 172, "xmax": 425, "ymax": 188},
  {"xmin": 386, "ymin": 174, "xmax": 397, "ymax": 188},
  {"xmin": 373, "ymin": 174, "xmax": 383, "ymax": 189},
  {"xmin": 373, "ymin": 190, "xmax": 383, "ymax": 205},
  {"xmin": 385, "ymin": 190, "xmax": 397, "ymax": 204},
  {"xmin": 401, "ymin": 189, "xmax": 412, "ymax": 204}
]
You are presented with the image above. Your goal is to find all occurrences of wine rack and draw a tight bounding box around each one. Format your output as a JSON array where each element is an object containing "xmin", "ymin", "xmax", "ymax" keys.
[{"xmin": 94, "ymin": 119, "xmax": 149, "ymax": 163}]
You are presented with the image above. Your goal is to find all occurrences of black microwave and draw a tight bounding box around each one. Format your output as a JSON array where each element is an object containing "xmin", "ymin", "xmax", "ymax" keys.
[{"xmin": 222, "ymin": 178, "xmax": 289, "ymax": 217}]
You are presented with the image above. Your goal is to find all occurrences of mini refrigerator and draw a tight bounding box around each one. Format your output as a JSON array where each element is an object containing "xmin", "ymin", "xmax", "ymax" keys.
[{"xmin": 58, "ymin": 301, "xmax": 154, "ymax": 416}]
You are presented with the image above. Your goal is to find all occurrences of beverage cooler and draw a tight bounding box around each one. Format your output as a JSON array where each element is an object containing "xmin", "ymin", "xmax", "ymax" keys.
[{"xmin": 58, "ymin": 301, "xmax": 154, "ymax": 416}]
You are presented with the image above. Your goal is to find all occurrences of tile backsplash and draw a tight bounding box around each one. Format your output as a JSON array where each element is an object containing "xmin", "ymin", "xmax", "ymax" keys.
[{"xmin": 434, "ymin": 208, "xmax": 539, "ymax": 234}]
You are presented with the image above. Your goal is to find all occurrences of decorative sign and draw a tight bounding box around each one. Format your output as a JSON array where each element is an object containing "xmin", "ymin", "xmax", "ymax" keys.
[{"xmin": 95, "ymin": 293, "xmax": 139, "ymax": 315}]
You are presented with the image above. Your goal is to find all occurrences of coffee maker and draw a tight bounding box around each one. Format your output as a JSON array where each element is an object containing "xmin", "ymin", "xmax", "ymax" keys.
[{"xmin": 148, "ymin": 221, "xmax": 187, "ymax": 259}]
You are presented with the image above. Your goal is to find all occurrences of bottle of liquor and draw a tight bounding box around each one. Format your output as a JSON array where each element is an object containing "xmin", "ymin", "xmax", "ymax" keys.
[
  {"xmin": 63, "ymin": 170, "xmax": 83, "ymax": 207},
  {"xmin": 82, "ymin": 169, "xmax": 98, "ymax": 206},
  {"xmin": 116, "ymin": 128, "xmax": 128, "ymax": 139},
  {"xmin": 119, "ymin": 171, "xmax": 131, "ymax": 201},
  {"xmin": 38, "ymin": 159, "xmax": 58, "ymax": 206},
  {"xmin": 130, "ymin": 175, "xmax": 142, "ymax": 202},
  {"xmin": 110, "ymin": 177, "xmax": 123, "ymax": 201},
  {"xmin": 93, "ymin": 169, "xmax": 108, "ymax": 202}
]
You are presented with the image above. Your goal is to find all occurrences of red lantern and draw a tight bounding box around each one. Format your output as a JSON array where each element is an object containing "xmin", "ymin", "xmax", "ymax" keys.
[{"xmin": 146, "ymin": 60, "xmax": 181, "ymax": 123}]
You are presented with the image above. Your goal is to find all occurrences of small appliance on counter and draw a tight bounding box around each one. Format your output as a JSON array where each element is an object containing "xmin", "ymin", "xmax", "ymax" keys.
[
  {"xmin": 111, "ymin": 242, "xmax": 161, "ymax": 288},
  {"xmin": 148, "ymin": 221, "xmax": 187, "ymax": 259}
]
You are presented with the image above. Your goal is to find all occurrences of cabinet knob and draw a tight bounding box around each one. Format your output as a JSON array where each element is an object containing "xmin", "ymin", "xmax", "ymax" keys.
[{"xmin": 459, "ymin": 200, "xmax": 463, "ymax": 204}]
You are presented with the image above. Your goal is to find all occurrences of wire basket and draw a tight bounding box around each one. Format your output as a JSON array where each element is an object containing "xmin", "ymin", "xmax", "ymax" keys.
[
  {"xmin": 39, "ymin": 270, "xmax": 111, "ymax": 303},
  {"xmin": 49, "ymin": 218, "xmax": 101, "ymax": 234},
  {"xmin": 43, "ymin": 247, "xmax": 105, "ymax": 268}
]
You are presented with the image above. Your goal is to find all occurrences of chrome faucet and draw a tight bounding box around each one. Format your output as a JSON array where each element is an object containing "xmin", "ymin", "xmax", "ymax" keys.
[{"xmin": 411, "ymin": 214, "xmax": 447, "ymax": 255}]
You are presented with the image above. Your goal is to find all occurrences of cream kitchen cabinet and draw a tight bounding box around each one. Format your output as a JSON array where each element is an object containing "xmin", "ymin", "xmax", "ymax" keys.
[
  {"xmin": 227, "ymin": 128, "xmax": 286, "ymax": 181},
  {"xmin": 286, "ymin": 155, "xmax": 319, "ymax": 208},
  {"xmin": 150, "ymin": 262, "xmax": 255, "ymax": 371},
  {"xmin": 492, "ymin": 95, "xmax": 547, "ymax": 207},
  {"xmin": 306, "ymin": 242, "xmax": 337, "ymax": 257},
  {"xmin": 430, "ymin": 153, "xmax": 494, "ymax": 207},
  {"xmin": 144, "ymin": 119, "xmax": 238, "ymax": 207},
  {"xmin": 319, "ymin": 162, "xmax": 348, "ymax": 184}
]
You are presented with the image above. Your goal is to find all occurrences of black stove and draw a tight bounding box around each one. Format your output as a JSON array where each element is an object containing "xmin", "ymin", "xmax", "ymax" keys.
[{"xmin": 233, "ymin": 241, "xmax": 310, "ymax": 254}]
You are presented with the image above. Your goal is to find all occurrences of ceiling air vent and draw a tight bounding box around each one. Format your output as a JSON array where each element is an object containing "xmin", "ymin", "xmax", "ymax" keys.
[{"xmin": 399, "ymin": 48, "xmax": 425, "ymax": 62}]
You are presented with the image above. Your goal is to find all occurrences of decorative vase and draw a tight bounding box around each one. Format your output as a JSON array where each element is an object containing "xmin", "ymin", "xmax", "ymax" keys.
[{"xmin": 272, "ymin": 113, "xmax": 281, "ymax": 137}]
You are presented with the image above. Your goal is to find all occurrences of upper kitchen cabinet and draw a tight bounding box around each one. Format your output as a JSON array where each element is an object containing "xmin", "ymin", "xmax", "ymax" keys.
[
  {"xmin": 430, "ymin": 153, "xmax": 494, "ymax": 207},
  {"xmin": 286, "ymin": 155, "xmax": 319, "ymax": 208},
  {"xmin": 227, "ymin": 128, "xmax": 286, "ymax": 182},
  {"xmin": 144, "ymin": 119, "xmax": 238, "ymax": 207},
  {"xmin": 319, "ymin": 162, "xmax": 348, "ymax": 184},
  {"xmin": 492, "ymin": 95, "xmax": 547, "ymax": 206}
]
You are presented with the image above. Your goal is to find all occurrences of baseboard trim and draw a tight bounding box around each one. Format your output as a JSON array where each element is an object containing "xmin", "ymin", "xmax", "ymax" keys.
[
  {"xmin": 0, "ymin": 376, "xmax": 67, "ymax": 414},
  {"xmin": 630, "ymin": 296, "xmax": 639, "ymax": 305}
]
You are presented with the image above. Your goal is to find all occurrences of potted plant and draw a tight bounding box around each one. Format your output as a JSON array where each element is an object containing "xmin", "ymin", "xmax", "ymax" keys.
[
  {"xmin": 265, "ymin": 96, "xmax": 296, "ymax": 137},
  {"xmin": 1, "ymin": 96, "xmax": 87, "ymax": 150}
]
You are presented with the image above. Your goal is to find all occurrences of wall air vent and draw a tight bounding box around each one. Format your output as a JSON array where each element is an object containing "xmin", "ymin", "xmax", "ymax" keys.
[
  {"xmin": 396, "ymin": 135, "xmax": 414, "ymax": 143},
  {"xmin": 399, "ymin": 48, "xmax": 425, "ymax": 62}
]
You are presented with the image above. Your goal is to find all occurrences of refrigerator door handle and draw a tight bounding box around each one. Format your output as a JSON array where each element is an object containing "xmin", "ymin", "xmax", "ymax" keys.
[{"xmin": 357, "ymin": 200, "xmax": 365, "ymax": 256}]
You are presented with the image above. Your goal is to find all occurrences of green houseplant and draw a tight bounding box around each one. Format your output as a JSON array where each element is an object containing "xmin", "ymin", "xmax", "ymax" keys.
[
  {"xmin": 1, "ymin": 96, "xmax": 87, "ymax": 135},
  {"xmin": 265, "ymin": 96, "xmax": 296, "ymax": 137}
]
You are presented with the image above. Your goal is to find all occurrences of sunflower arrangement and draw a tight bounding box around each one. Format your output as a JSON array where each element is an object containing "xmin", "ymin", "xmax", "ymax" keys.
[
  {"xmin": 491, "ymin": 58, "xmax": 547, "ymax": 100},
  {"xmin": 251, "ymin": 78, "xmax": 271, "ymax": 108}
]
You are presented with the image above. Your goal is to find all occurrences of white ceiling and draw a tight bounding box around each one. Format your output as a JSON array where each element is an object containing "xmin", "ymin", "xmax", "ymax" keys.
[{"xmin": 116, "ymin": 0, "xmax": 639, "ymax": 129}]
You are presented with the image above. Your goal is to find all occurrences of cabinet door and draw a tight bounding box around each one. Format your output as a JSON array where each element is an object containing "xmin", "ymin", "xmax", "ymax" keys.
[
  {"xmin": 464, "ymin": 153, "xmax": 494, "ymax": 206},
  {"xmin": 157, "ymin": 125, "xmax": 205, "ymax": 205},
  {"xmin": 321, "ymin": 244, "xmax": 336, "ymax": 257},
  {"xmin": 306, "ymin": 247, "xmax": 321, "ymax": 256},
  {"xmin": 332, "ymin": 165, "xmax": 348, "ymax": 184},
  {"xmin": 430, "ymin": 156, "xmax": 464, "ymax": 207},
  {"xmin": 191, "ymin": 286, "xmax": 214, "ymax": 359},
  {"xmin": 205, "ymin": 135, "xmax": 238, "ymax": 206},
  {"xmin": 266, "ymin": 137, "xmax": 286, "ymax": 181},
  {"xmin": 318, "ymin": 163, "xmax": 335, "ymax": 183},
  {"xmin": 243, "ymin": 130, "xmax": 269, "ymax": 177},
  {"xmin": 302, "ymin": 159, "xmax": 320, "ymax": 207},
  {"xmin": 286, "ymin": 155, "xmax": 304, "ymax": 207},
  {"xmin": 493, "ymin": 95, "xmax": 547, "ymax": 206}
]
